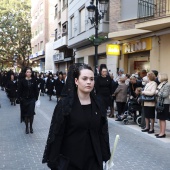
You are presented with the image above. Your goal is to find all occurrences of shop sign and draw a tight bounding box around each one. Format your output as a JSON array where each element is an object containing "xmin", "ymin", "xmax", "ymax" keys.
[
  {"xmin": 122, "ymin": 38, "xmax": 152, "ymax": 54},
  {"xmin": 53, "ymin": 52, "xmax": 64, "ymax": 62},
  {"xmin": 106, "ymin": 44, "xmax": 120, "ymax": 56}
]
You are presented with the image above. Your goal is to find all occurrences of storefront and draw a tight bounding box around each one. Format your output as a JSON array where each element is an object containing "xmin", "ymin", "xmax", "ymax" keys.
[{"xmin": 122, "ymin": 38, "xmax": 152, "ymax": 74}]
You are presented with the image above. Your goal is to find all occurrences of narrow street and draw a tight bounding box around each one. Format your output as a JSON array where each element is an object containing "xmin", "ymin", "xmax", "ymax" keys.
[{"xmin": 0, "ymin": 90, "xmax": 170, "ymax": 170}]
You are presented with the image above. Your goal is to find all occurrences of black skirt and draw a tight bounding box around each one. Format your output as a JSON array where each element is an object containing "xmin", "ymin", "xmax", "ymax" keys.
[
  {"xmin": 20, "ymin": 98, "xmax": 36, "ymax": 121},
  {"xmin": 144, "ymin": 106, "xmax": 155, "ymax": 119},
  {"xmin": 157, "ymin": 104, "xmax": 169, "ymax": 120}
]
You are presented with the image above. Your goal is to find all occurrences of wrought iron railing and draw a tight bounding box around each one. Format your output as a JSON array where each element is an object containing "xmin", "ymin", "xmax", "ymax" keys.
[{"xmin": 137, "ymin": 0, "xmax": 170, "ymax": 22}]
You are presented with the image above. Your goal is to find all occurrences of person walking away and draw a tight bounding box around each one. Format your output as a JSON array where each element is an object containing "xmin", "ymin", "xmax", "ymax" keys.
[
  {"xmin": 141, "ymin": 72, "xmax": 157, "ymax": 134},
  {"xmin": 17, "ymin": 67, "xmax": 38, "ymax": 134},
  {"xmin": 42, "ymin": 64, "xmax": 111, "ymax": 170},
  {"xmin": 155, "ymin": 73, "xmax": 170, "ymax": 138},
  {"xmin": 6, "ymin": 74, "xmax": 17, "ymax": 106}
]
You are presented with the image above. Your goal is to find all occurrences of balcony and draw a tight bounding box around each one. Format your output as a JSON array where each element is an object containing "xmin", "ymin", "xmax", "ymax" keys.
[
  {"xmin": 136, "ymin": 0, "xmax": 170, "ymax": 31},
  {"xmin": 53, "ymin": 35, "xmax": 68, "ymax": 50}
]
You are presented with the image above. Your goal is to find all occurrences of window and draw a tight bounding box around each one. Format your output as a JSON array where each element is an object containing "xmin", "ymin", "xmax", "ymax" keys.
[
  {"xmin": 35, "ymin": 12, "xmax": 38, "ymax": 19},
  {"xmin": 70, "ymin": 16, "xmax": 74, "ymax": 37},
  {"xmin": 55, "ymin": 5, "xmax": 58, "ymax": 18},
  {"xmin": 40, "ymin": 3, "xmax": 43, "ymax": 13},
  {"xmin": 62, "ymin": 21, "xmax": 68, "ymax": 36},
  {"xmin": 55, "ymin": 29, "xmax": 58, "ymax": 41},
  {"xmin": 58, "ymin": 22, "xmax": 61, "ymax": 39},
  {"xmin": 79, "ymin": 7, "xmax": 85, "ymax": 33},
  {"xmin": 121, "ymin": 0, "xmax": 138, "ymax": 20},
  {"xmin": 40, "ymin": 41, "xmax": 43, "ymax": 50},
  {"xmin": 62, "ymin": 0, "xmax": 67, "ymax": 11}
]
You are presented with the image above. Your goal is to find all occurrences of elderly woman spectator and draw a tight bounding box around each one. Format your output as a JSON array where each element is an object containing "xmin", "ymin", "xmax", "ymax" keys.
[
  {"xmin": 141, "ymin": 72, "xmax": 157, "ymax": 134},
  {"xmin": 113, "ymin": 78, "xmax": 128, "ymax": 121},
  {"xmin": 155, "ymin": 73, "xmax": 170, "ymax": 138}
]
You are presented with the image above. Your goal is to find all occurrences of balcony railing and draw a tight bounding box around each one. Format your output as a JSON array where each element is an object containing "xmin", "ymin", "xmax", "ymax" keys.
[{"xmin": 137, "ymin": 0, "xmax": 170, "ymax": 23}]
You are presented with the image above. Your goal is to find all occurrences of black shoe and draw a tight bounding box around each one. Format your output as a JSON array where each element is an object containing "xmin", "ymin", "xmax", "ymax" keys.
[
  {"xmin": 30, "ymin": 128, "xmax": 33, "ymax": 134},
  {"xmin": 155, "ymin": 134, "xmax": 159, "ymax": 136},
  {"xmin": 115, "ymin": 118, "xmax": 122, "ymax": 121},
  {"xmin": 148, "ymin": 129, "xmax": 154, "ymax": 134},
  {"xmin": 141, "ymin": 129, "xmax": 149, "ymax": 132},
  {"xmin": 25, "ymin": 129, "xmax": 29, "ymax": 134},
  {"xmin": 156, "ymin": 134, "xmax": 166, "ymax": 138}
]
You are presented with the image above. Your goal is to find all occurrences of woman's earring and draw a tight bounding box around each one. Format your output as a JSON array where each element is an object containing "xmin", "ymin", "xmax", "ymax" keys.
[{"xmin": 76, "ymin": 84, "xmax": 78, "ymax": 87}]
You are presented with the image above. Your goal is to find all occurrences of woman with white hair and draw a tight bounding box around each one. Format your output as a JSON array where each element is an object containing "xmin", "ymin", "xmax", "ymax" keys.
[{"xmin": 155, "ymin": 73, "xmax": 170, "ymax": 138}]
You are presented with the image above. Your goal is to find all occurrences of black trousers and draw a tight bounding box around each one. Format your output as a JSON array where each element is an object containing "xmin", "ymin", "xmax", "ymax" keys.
[{"xmin": 116, "ymin": 102, "xmax": 126, "ymax": 115}]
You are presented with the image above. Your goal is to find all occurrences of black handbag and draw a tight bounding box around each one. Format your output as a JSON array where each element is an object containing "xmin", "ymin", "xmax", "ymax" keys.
[{"xmin": 140, "ymin": 95, "xmax": 156, "ymax": 102}]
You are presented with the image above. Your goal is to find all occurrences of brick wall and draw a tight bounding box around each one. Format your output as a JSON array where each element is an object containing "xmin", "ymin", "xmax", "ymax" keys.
[{"xmin": 109, "ymin": 0, "xmax": 136, "ymax": 32}]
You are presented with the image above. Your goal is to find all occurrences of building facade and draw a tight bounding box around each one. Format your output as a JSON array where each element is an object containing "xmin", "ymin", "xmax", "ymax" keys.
[
  {"xmin": 30, "ymin": 0, "xmax": 46, "ymax": 72},
  {"xmin": 67, "ymin": 0, "xmax": 115, "ymax": 73},
  {"xmin": 108, "ymin": 0, "xmax": 170, "ymax": 79},
  {"xmin": 53, "ymin": 0, "xmax": 74, "ymax": 73}
]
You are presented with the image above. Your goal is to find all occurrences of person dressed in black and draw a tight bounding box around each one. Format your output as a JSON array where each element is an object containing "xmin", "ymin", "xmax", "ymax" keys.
[
  {"xmin": 55, "ymin": 72, "xmax": 65, "ymax": 102},
  {"xmin": 6, "ymin": 74, "xmax": 17, "ymax": 106},
  {"xmin": 46, "ymin": 73, "xmax": 55, "ymax": 101},
  {"xmin": 39, "ymin": 73, "xmax": 46, "ymax": 96},
  {"xmin": 42, "ymin": 64, "xmax": 111, "ymax": 170},
  {"xmin": 17, "ymin": 67, "xmax": 38, "ymax": 134},
  {"xmin": 129, "ymin": 76, "xmax": 143, "ymax": 98},
  {"xmin": 95, "ymin": 64, "xmax": 112, "ymax": 114}
]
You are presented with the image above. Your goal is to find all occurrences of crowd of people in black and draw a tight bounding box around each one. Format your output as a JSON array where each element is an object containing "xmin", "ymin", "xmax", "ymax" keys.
[
  {"xmin": 0, "ymin": 68, "xmax": 66, "ymax": 134},
  {"xmin": 1, "ymin": 63, "xmax": 170, "ymax": 169}
]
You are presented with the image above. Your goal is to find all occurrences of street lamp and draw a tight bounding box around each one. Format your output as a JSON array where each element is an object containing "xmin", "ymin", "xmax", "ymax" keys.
[{"xmin": 87, "ymin": 0, "xmax": 109, "ymax": 77}]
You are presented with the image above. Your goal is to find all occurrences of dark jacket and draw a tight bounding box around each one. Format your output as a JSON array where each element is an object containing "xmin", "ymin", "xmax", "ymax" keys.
[
  {"xmin": 55, "ymin": 78, "xmax": 65, "ymax": 96},
  {"xmin": 42, "ymin": 93, "xmax": 111, "ymax": 169},
  {"xmin": 6, "ymin": 80, "xmax": 18, "ymax": 98},
  {"xmin": 46, "ymin": 78, "xmax": 55, "ymax": 95},
  {"xmin": 129, "ymin": 80, "xmax": 143, "ymax": 97},
  {"xmin": 18, "ymin": 78, "xmax": 38, "ymax": 100}
]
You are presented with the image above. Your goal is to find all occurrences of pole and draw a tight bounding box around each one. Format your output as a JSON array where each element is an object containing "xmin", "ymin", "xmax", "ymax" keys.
[{"xmin": 94, "ymin": 0, "xmax": 99, "ymax": 78}]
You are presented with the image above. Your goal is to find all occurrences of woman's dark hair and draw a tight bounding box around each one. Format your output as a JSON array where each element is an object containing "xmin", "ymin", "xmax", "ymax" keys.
[
  {"xmin": 74, "ymin": 64, "xmax": 93, "ymax": 79},
  {"xmin": 99, "ymin": 64, "xmax": 107, "ymax": 75},
  {"xmin": 61, "ymin": 63, "xmax": 94, "ymax": 115}
]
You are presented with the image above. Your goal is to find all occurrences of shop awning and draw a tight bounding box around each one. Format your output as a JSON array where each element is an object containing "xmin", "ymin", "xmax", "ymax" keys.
[{"xmin": 108, "ymin": 29, "xmax": 152, "ymax": 40}]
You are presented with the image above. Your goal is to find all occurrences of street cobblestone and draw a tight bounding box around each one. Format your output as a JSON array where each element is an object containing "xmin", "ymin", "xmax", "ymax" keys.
[{"xmin": 0, "ymin": 90, "xmax": 170, "ymax": 170}]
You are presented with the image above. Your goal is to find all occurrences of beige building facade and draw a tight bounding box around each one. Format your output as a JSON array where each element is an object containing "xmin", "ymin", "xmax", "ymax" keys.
[{"xmin": 108, "ymin": 0, "xmax": 170, "ymax": 80}]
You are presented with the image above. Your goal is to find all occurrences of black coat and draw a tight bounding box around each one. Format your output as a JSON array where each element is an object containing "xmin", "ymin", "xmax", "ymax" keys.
[
  {"xmin": 6, "ymin": 80, "xmax": 17, "ymax": 98},
  {"xmin": 95, "ymin": 75, "xmax": 112, "ymax": 109},
  {"xmin": 46, "ymin": 78, "xmax": 55, "ymax": 95},
  {"xmin": 129, "ymin": 80, "xmax": 143, "ymax": 98},
  {"xmin": 17, "ymin": 78, "xmax": 38, "ymax": 100},
  {"xmin": 55, "ymin": 78, "xmax": 64, "ymax": 96},
  {"xmin": 42, "ymin": 93, "xmax": 111, "ymax": 169}
]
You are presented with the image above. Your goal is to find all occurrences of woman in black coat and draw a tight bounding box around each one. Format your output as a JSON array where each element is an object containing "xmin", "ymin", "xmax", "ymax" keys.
[
  {"xmin": 39, "ymin": 73, "xmax": 45, "ymax": 96},
  {"xmin": 95, "ymin": 65, "xmax": 112, "ymax": 113},
  {"xmin": 17, "ymin": 67, "xmax": 38, "ymax": 134},
  {"xmin": 6, "ymin": 74, "xmax": 17, "ymax": 106},
  {"xmin": 42, "ymin": 64, "xmax": 111, "ymax": 170},
  {"xmin": 46, "ymin": 73, "xmax": 55, "ymax": 101},
  {"xmin": 55, "ymin": 72, "xmax": 65, "ymax": 102}
]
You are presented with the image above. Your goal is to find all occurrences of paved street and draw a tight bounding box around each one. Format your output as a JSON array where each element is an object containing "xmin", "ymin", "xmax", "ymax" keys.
[{"xmin": 0, "ymin": 90, "xmax": 170, "ymax": 170}]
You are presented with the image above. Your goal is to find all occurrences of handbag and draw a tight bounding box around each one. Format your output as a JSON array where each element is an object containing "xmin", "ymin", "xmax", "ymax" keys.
[
  {"xmin": 140, "ymin": 95, "xmax": 156, "ymax": 102},
  {"xmin": 156, "ymin": 92, "xmax": 164, "ymax": 112}
]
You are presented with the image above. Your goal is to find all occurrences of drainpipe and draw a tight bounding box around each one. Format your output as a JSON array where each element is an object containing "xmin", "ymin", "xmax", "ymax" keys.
[{"xmin": 158, "ymin": 36, "xmax": 161, "ymax": 71}]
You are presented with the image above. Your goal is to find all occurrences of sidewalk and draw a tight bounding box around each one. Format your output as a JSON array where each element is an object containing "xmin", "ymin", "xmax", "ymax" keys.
[{"xmin": 108, "ymin": 113, "xmax": 170, "ymax": 143}]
